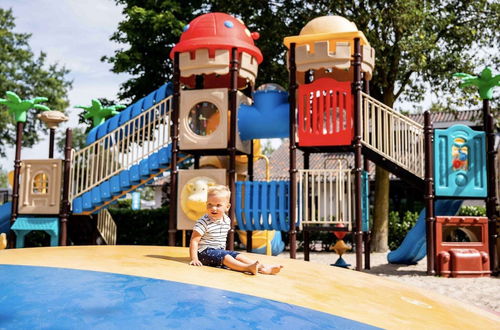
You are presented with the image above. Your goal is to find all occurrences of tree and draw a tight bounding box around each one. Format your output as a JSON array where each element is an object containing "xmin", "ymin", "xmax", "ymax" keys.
[
  {"xmin": 105, "ymin": 0, "xmax": 499, "ymax": 251},
  {"xmin": 56, "ymin": 127, "xmax": 87, "ymax": 154},
  {"xmin": 0, "ymin": 8, "xmax": 72, "ymax": 157}
]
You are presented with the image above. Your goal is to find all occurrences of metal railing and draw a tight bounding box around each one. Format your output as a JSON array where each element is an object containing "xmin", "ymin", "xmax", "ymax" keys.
[
  {"xmin": 97, "ymin": 208, "xmax": 117, "ymax": 245},
  {"xmin": 298, "ymin": 168, "xmax": 354, "ymax": 228},
  {"xmin": 70, "ymin": 96, "xmax": 173, "ymax": 201},
  {"xmin": 361, "ymin": 92, "xmax": 425, "ymax": 178}
]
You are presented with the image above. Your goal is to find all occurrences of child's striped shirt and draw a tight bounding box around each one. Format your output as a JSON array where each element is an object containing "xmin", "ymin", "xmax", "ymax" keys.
[{"xmin": 193, "ymin": 214, "xmax": 230, "ymax": 252}]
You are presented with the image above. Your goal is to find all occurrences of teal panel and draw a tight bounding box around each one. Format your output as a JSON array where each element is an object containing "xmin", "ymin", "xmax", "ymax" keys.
[
  {"xmin": 434, "ymin": 125, "xmax": 487, "ymax": 197},
  {"xmin": 361, "ymin": 171, "xmax": 369, "ymax": 232}
]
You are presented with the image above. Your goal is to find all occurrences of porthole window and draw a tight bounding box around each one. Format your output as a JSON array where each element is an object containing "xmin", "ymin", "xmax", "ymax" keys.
[
  {"xmin": 32, "ymin": 173, "xmax": 49, "ymax": 194},
  {"xmin": 188, "ymin": 102, "xmax": 220, "ymax": 136}
]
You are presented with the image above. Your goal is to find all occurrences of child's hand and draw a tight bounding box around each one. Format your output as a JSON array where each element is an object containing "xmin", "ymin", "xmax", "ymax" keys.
[{"xmin": 190, "ymin": 260, "xmax": 203, "ymax": 266}]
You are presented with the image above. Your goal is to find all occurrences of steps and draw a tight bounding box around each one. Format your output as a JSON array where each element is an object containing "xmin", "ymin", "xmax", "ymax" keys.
[{"xmin": 70, "ymin": 82, "xmax": 182, "ymax": 215}]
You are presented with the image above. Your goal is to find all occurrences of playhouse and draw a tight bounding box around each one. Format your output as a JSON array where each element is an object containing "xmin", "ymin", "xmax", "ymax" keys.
[
  {"xmin": 1, "ymin": 11, "xmax": 500, "ymax": 328},
  {"xmin": 0, "ymin": 13, "xmax": 498, "ymax": 277}
]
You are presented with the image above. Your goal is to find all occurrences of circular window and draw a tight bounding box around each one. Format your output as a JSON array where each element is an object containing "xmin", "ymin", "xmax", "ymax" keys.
[{"xmin": 188, "ymin": 102, "xmax": 220, "ymax": 136}]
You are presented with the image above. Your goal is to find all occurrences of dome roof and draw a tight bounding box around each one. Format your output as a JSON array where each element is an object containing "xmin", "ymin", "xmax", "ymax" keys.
[
  {"xmin": 170, "ymin": 13, "xmax": 263, "ymax": 63},
  {"xmin": 300, "ymin": 16, "xmax": 358, "ymax": 35}
]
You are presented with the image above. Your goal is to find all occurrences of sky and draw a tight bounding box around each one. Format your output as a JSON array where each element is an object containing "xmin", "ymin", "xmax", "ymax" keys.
[{"xmin": 1, "ymin": 0, "xmax": 129, "ymax": 171}]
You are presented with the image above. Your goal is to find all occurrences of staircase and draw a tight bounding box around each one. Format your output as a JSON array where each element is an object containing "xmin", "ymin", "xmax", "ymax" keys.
[
  {"xmin": 70, "ymin": 83, "xmax": 187, "ymax": 215},
  {"xmin": 360, "ymin": 92, "xmax": 425, "ymax": 188}
]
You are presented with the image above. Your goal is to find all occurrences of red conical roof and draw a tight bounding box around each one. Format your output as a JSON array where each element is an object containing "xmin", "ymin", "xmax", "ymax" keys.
[{"xmin": 170, "ymin": 13, "xmax": 263, "ymax": 63}]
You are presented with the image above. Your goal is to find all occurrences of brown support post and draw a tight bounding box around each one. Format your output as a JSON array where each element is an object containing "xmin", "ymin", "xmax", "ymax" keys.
[
  {"xmin": 227, "ymin": 47, "xmax": 239, "ymax": 250},
  {"xmin": 246, "ymin": 140, "xmax": 254, "ymax": 253},
  {"xmin": 194, "ymin": 155, "xmax": 200, "ymax": 169},
  {"xmin": 49, "ymin": 128, "xmax": 55, "ymax": 159},
  {"xmin": 363, "ymin": 75, "xmax": 371, "ymax": 270},
  {"xmin": 289, "ymin": 43, "xmax": 298, "ymax": 259},
  {"xmin": 353, "ymin": 38, "xmax": 363, "ymax": 271},
  {"xmin": 424, "ymin": 111, "xmax": 436, "ymax": 275},
  {"xmin": 483, "ymin": 100, "xmax": 498, "ymax": 272},
  {"xmin": 168, "ymin": 52, "xmax": 180, "ymax": 246},
  {"xmin": 8, "ymin": 122, "xmax": 24, "ymax": 248},
  {"xmin": 303, "ymin": 151, "xmax": 310, "ymax": 261},
  {"xmin": 59, "ymin": 128, "xmax": 72, "ymax": 246}
]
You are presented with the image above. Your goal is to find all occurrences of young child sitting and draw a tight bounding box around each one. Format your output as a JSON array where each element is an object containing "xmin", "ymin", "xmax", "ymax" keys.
[{"xmin": 189, "ymin": 185, "xmax": 283, "ymax": 275}]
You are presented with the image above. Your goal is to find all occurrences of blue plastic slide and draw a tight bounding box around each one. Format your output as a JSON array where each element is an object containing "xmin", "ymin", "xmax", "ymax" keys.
[
  {"xmin": 387, "ymin": 199, "xmax": 463, "ymax": 264},
  {"xmin": 0, "ymin": 202, "xmax": 12, "ymax": 234}
]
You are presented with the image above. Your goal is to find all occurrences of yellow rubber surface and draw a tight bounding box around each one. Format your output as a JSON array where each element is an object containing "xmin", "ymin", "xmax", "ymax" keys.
[{"xmin": 1, "ymin": 245, "xmax": 498, "ymax": 329}]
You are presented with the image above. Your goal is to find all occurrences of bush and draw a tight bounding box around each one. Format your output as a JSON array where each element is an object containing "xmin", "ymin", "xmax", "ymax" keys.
[
  {"xmin": 388, "ymin": 210, "xmax": 419, "ymax": 250},
  {"xmin": 458, "ymin": 205, "xmax": 486, "ymax": 216},
  {"xmin": 109, "ymin": 207, "xmax": 170, "ymax": 245}
]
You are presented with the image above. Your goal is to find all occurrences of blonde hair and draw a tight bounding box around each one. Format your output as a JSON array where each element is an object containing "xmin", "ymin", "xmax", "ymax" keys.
[{"xmin": 207, "ymin": 185, "xmax": 231, "ymax": 201}]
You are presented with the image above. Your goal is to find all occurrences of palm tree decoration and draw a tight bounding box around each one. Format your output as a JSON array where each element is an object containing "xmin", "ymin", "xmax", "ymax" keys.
[
  {"xmin": 0, "ymin": 91, "xmax": 50, "ymax": 248},
  {"xmin": 76, "ymin": 99, "xmax": 125, "ymax": 127},
  {"xmin": 0, "ymin": 91, "xmax": 50, "ymax": 123},
  {"xmin": 453, "ymin": 67, "xmax": 500, "ymax": 100}
]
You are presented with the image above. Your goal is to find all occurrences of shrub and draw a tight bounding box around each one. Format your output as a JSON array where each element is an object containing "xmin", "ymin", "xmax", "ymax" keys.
[
  {"xmin": 388, "ymin": 210, "xmax": 419, "ymax": 250},
  {"xmin": 458, "ymin": 205, "xmax": 486, "ymax": 216},
  {"xmin": 109, "ymin": 207, "xmax": 170, "ymax": 245}
]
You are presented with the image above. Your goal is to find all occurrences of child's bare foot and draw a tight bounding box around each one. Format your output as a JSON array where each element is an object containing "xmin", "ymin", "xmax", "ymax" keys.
[
  {"xmin": 258, "ymin": 264, "xmax": 283, "ymax": 275},
  {"xmin": 247, "ymin": 261, "xmax": 259, "ymax": 275}
]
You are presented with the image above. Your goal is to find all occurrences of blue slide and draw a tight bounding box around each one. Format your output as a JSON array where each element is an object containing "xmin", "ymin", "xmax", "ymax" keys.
[
  {"xmin": 0, "ymin": 202, "xmax": 12, "ymax": 234},
  {"xmin": 387, "ymin": 199, "xmax": 463, "ymax": 264}
]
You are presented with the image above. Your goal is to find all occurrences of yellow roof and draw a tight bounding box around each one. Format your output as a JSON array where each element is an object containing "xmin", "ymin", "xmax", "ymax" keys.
[{"xmin": 284, "ymin": 16, "xmax": 370, "ymax": 49}]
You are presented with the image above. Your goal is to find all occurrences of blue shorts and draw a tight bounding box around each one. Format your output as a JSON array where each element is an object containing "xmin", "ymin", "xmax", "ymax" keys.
[{"xmin": 198, "ymin": 248, "xmax": 240, "ymax": 267}]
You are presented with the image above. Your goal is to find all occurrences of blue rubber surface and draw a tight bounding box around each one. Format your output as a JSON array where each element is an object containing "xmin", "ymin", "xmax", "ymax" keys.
[
  {"xmin": 387, "ymin": 200, "xmax": 463, "ymax": 264},
  {"xmin": 0, "ymin": 265, "xmax": 377, "ymax": 329},
  {"xmin": 0, "ymin": 202, "xmax": 11, "ymax": 234}
]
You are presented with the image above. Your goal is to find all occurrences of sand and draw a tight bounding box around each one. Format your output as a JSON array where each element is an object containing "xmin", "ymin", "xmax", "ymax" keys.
[{"xmin": 278, "ymin": 251, "xmax": 500, "ymax": 314}]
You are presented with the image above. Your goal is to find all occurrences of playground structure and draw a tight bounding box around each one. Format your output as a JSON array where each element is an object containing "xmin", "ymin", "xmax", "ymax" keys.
[{"xmin": 0, "ymin": 13, "xmax": 498, "ymax": 276}]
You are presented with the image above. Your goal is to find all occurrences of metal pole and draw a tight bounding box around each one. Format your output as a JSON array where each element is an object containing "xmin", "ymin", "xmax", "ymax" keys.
[
  {"xmin": 483, "ymin": 99, "xmax": 498, "ymax": 272},
  {"xmin": 59, "ymin": 128, "xmax": 72, "ymax": 246},
  {"xmin": 424, "ymin": 111, "xmax": 436, "ymax": 275},
  {"xmin": 228, "ymin": 47, "xmax": 239, "ymax": 250},
  {"xmin": 289, "ymin": 43, "xmax": 298, "ymax": 259},
  {"xmin": 363, "ymin": 75, "xmax": 371, "ymax": 270},
  {"xmin": 353, "ymin": 38, "xmax": 363, "ymax": 271},
  {"xmin": 168, "ymin": 52, "xmax": 180, "ymax": 246},
  {"xmin": 303, "ymin": 151, "xmax": 310, "ymax": 261},
  {"xmin": 49, "ymin": 128, "xmax": 55, "ymax": 159},
  {"xmin": 247, "ymin": 140, "xmax": 254, "ymax": 253}
]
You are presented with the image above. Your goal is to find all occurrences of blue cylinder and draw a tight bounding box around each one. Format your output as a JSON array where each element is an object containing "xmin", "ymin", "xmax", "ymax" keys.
[{"xmin": 238, "ymin": 90, "xmax": 289, "ymax": 140}]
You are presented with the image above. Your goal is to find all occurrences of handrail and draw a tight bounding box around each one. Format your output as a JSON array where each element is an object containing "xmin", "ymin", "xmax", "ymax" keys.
[
  {"xmin": 360, "ymin": 92, "xmax": 425, "ymax": 178},
  {"xmin": 97, "ymin": 208, "xmax": 117, "ymax": 245},
  {"xmin": 298, "ymin": 168, "xmax": 353, "ymax": 228},
  {"xmin": 70, "ymin": 96, "xmax": 173, "ymax": 201}
]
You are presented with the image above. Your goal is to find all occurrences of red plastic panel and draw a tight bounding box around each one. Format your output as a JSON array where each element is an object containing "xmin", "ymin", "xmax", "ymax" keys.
[
  {"xmin": 435, "ymin": 216, "xmax": 490, "ymax": 277},
  {"xmin": 297, "ymin": 78, "xmax": 353, "ymax": 147}
]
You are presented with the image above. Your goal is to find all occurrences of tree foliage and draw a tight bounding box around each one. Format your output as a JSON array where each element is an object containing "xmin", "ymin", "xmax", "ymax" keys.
[{"xmin": 0, "ymin": 8, "xmax": 72, "ymax": 156}]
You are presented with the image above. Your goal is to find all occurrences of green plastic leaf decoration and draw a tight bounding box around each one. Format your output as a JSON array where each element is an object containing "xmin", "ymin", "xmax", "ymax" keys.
[
  {"xmin": 76, "ymin": 99, "xmax": 126, "ymax": 127},
  {"xmin": 0, "ymin": 91, "xmax": 50, "ymax": 123},
  {"xmin": 453, "ymin": 67, "xmax": 500, "ymax": 100}
]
